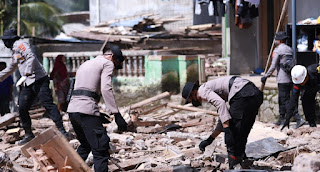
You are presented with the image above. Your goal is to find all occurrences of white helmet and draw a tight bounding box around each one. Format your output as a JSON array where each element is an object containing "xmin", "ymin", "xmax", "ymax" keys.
[{"xmin": 291, "ymin": 65, "xmax": 307, "ymax": 84}]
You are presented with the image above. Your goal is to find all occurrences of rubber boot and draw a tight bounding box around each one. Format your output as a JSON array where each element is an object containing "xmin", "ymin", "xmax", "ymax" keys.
[
  {"xmin": 293, "ymin": 113, "xmax": 305, "ymax": 129},
  {"xmin": 274, "ymin": 115, "xmax": 285, "ymax": 126},
  {"xmin": 18, "ymin": 127, "xmax": 35, "ymax": 145},
  {"xmin": 55, "ymin": 121, "xmax": 69, "ymax": 139}
]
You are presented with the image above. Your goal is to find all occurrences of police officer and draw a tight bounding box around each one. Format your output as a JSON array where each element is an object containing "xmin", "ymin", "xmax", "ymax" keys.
[
  {"xmin": 0, "ymin": 29, "xmax": 68, "ymax": 145},
  {"xmin": 182, "ymin": 76, "xmax": 263, "ymax": 169},
  {"xmin": 282, "ymin": 64, "xmax": 320, "ymax": 129},
  {"xmin": 261, "ymin": 31, "xmax": 305, "ymax": 128},
  {"xmin": 67, "ymin": 44, "xmax": 128, "ymax": 172}
]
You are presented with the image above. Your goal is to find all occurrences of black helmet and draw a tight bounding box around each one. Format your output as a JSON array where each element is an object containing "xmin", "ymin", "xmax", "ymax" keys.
[{"xmin": 1, "ymin": 29, "xmax": 20, "ymax": 40}]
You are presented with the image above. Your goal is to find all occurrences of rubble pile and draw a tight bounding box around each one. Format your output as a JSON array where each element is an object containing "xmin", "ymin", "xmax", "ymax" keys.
[
  {"xmin": 204, "ymin": 54, "xmax": 227, "ymax": 77},
  {"xmin": 1, "ymin": 94, "xmax": 320, "ymax": 171},
  {"xmin": 68, "ymin": 14, "xmax": 222, "ymax": 56}
]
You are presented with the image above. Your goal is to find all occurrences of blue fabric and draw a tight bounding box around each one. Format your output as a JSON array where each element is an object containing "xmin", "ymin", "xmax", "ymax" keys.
[{"xmin": 0, "ymin": 75, "xmax": 13, "ymax": 95}]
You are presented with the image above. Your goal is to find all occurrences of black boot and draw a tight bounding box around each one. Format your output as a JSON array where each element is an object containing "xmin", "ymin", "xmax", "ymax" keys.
[
  {"xmin": 309, "ymin": 121, "xmax": 317, "ymax": 127},
  {"xmin": 293, "ymin": 113, "xmax": 305, "ymax": 129},
  {"xmin": 55, "ymin": 121, "xmax": 69, "ymax": 139},
  {"xmin": 228, "ymin": 154, "xmax": 243, "ymax": 169},
  {"xmin": 274, "ymin": 115, "xmax": 285, "ymax": 126},
  {"xmin": 18, "ymin": 127, "xmax": 35, "ymax": 145}
]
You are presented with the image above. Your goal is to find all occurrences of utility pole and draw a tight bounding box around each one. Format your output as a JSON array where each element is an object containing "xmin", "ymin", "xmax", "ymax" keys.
[
  {"xmin": 292, "ymin": 0, "xmax": 296, "ymax": 59},
  {"xmin": 17, "ymin": 0, "xmax": 20, "ymax": 36}
]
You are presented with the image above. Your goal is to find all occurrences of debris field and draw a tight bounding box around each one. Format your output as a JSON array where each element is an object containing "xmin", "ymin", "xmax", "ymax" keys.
[{"xmin": 1, "ymin": 93, "xmax": 320, "ymax": 171}]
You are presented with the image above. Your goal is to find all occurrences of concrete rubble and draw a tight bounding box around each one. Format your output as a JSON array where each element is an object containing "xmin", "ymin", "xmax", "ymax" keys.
[{"xmin": 0, "ymin": 94, "xmax": 320, "ymax": 171}]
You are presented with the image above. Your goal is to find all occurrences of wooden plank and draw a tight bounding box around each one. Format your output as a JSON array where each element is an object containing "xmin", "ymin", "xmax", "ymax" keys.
[
  {"xmin": 21, "ymin": 127, "xmax": 56, "ymax": 157},
  {"xmin": 41, "ymin": 137, "xmax": 66, "ymax": 169},
  {"xmin": 29, "ymin": 108, "xmax": 45, "ymax": 115},
  {"xmin": 139, "ymin": 103, "xmax": 167, "ymax": 116},
  {"xmin": 129, "ymin": 92, "xmax": 171, "ymax": 110},
  {"xmin": 41, "ymin": 129, "xmax": 91, "ymax": 172},
  {"xmin": 0, "ymin": 112, "xmax": 18, "ymax": 128},
  {"xmin": 133, "ymin": 120, "xmax": 175, "ymax": 127},
  {"xmin": 5, "ymin": 128, "xmax": 21, "ymax": 135},
  {"xmin": 167, "ymin": 103, "xmax": 218, "ymax": 116},
  {"xmin": 109, "ymin": 157, "xmax": 147, "ymax": 171},
  {"xmin": 15, "ymin": 112, "xmax": 45, "ymax": 122},
  {"xmin": 27, "ymin": 148, "xmax": 49, "ymax": 172},
  {"xmin": 23, "ymin": 127, "xmax": 91, "ymax": 172},
  {"xmin": 154, "ymin": 104, "xmax": 193, "ymax": 119}
]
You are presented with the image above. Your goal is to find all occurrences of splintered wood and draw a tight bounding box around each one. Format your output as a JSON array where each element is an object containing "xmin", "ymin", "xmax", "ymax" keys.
[
  {"xmin": 0, "ymin": 108, "xmax": 46, "ymax": 128},
  {"xmin": 127, "ymin": 92, "xmax": 218, "ymax": 129},
  {"xmin": 21, "ymin": 127, "xmax": 91, "ymax": 172}
]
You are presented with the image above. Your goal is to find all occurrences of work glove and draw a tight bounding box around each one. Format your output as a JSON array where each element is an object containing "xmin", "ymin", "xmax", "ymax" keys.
[
  {"xmin": 261, "ymin": 76, "xmax": 267, "ymax": 84},
  {"xmin": 224, "ymin": 127, "xmax": 235, "ymax": 147},
  {"xmin": 199, "ymin": 135, "xmax": 214, "ymax": 152},
  {"xmin": 114, "ymin": 113, "xmax": 128, "ymax": 132},
  {"xmin": 100, "ymin": 112, "xmax": 111, "ymax": 124},
  {"xmin": 16, "ymin": 76, "xmax": 27, "ymax": 87}
]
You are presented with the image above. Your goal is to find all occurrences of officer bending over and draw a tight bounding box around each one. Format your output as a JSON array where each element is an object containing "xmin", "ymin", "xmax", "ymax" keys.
[{"xmin": 67, "ymin": 44, "xmax": 127, "ymax": 172}]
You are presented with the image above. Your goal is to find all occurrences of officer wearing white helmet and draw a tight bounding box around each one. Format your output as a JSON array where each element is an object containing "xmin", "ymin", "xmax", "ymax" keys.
[{"xmin": 281, "ymin": 64, "xmax": 319, "ymax": 130}]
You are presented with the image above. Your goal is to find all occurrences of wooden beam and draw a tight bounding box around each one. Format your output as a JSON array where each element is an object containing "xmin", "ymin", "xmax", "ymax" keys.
[
  {"xmin": 153, "ymin": 104, "xmax": 192, "ymax": 119},
  {"xmin": 187, "ymin": 23, "xmax": 216, "ymax": 30},
  {"xmin": 0, "ymin": 113, "xmax": 18, "ymax": 128},
  {"xmin": 167, "ymin": 103, "xmax": 218, "ymax": 116},
  {"xmin": 133, "ymin": 120, "xmax": 175, "ymax": 127},
  {"xmin": 139, "ymin": 103, "xmax": 167, "ymax": 116},
  {"xmin": 129, "ymin": 92, "xmax": 171, "ymax": 110}
]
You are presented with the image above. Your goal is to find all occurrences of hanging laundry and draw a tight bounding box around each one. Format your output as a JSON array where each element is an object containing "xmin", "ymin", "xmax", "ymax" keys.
[
  {"xmin": 208, "ymin": 1, "xmax": 214, "ymax": 16},
  {"xmin": 198, "ymin": 0, "xmax": 210, "ymax": 4},
  {"xmin": 195, "ymin": 0, "xmax": 202, "ymax": 15},
  {"xmin": 235, "ymin": 0, "xmax": 259, "ymax": 29},
  {"xmin": 244, "ymin": 0, "xmax": 260, "ymax": 7},
  {"xmin": 194, "ymin": 0, "xmax": 226, "ymax": 25}
]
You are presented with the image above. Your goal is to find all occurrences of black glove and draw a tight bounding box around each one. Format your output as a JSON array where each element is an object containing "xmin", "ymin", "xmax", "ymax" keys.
[
  {"xmin": 224, "ymin": 127, "xmax": 235, "ymax": 147},
  {"xmin": 114, "ymin": 113, "xmax": 127, "ymax": 132},
  {"xmin": 261, "ymin": 76, "xmax": 267, "ymax": 84},
  {"xmin": 281, "ymin": 113, "xmax": 293, "ymax": 131},
  {"xmin": 100, "ymin": 112, "xmax": 111, "ymax": 124},
  {"xmin": 199, "ymin": 135, "xmax": 214, "ymax": 152}
]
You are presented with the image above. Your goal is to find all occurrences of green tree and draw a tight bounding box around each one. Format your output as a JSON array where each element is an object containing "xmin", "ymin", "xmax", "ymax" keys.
[{"xmin": 0, "ymin": 0, "xmax": 63, "ymax": 37}]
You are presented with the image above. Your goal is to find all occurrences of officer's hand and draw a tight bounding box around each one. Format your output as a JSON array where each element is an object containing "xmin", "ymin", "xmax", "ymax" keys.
[
  {"xmin": 199, "ymin": 136, "xmax": 214, "ymax": 152},
  {"xmin": 114, "ymin": 113, "xmax": 127, "ymax": 132},
  {"xmin": 100, "ymin": 112, "xmax": 111, "ymax": 124},
  {"xmin": 261, "ymin": 76, "xmax": 267, "ymax": 84},
  {"xmin": 224, "ymin": 127, "xmax": 235, "ymax": 147}
]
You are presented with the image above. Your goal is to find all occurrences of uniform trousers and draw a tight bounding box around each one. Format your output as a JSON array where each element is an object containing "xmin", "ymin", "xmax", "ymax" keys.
[
  {"xmin": 301, "ymin": 88, "xmax": 318, "ymax": 123},
  {"xmin": 18, "ymin": 76, "xmax": 62, "ymax": 128},
  {"xmin": 278, "ymin": 83, "xmax": 298, "ymax": 118},
  {"xmin": 228, "ymin": 83, "xmax": 263, "ymax": 157},
  {"xmin": 69, "ymin": 113, "xmax": 110, "ymax": 172},
  {"xmin": 0, "ymin": 95, "xmax": 10, "ymax": 116}
]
